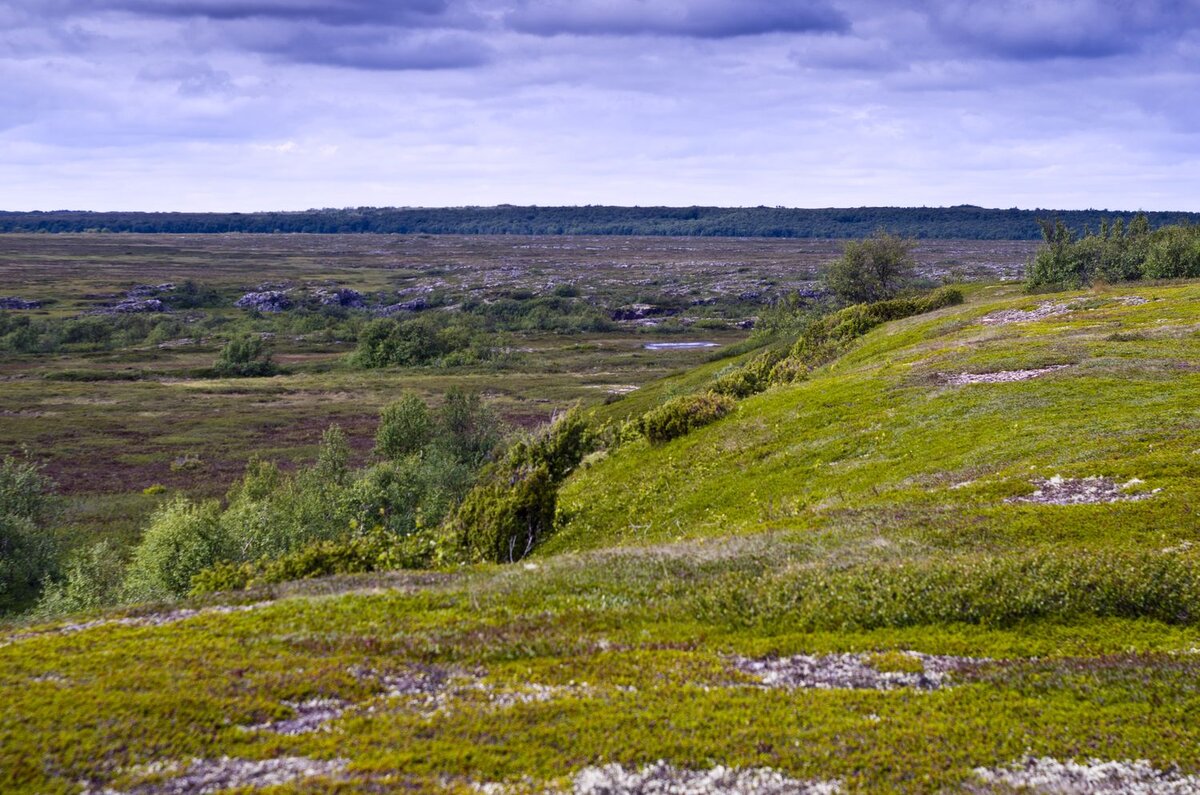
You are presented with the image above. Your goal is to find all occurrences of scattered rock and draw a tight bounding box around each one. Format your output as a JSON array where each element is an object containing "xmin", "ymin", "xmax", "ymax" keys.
[
  {"xmin": 235, "ymin": 291, "xmax": 293, "ymax": 313},
  {"xmin": 375, "ymin": 297, "xmax": 428, "ymax": 315},
  {"xmin": 941, "ymin": 365, "xmax": 1070, "ymax": 385},
  {"xmin": 104, "ymin": 299, "xmax": 168, "ymax": 314},
  {"xmin": 971, "ymin": 757, "xmax": 1200, "ymax": 794},
  {"xmin": 127, "ymin": 283, "xmax": 175, "ymax": 298},
  {"xmin": 736, "ymin": 318, "xmax": 757, "ymax": 330},
  {"xmin": 0, "ymin": 296, "xmax": 42, "ymax": 310},
  {"xmin": 86, "ymin": 755, "xmax": 348, "ymax": 795},
  {"xmin": 731, "ymin": 652, "xmax": 979, "ymax": 691},
  {"xmin": 573, "ymin": 762, "xmax": 841, "ymax": 795},
  {"xmin": 1116, "ymin": 295, "xmax": 1149, "ymax": 306},
  {"xmin": 1007, "ymin": 475, "xmax": 1159, "ymax": 506},
  {"xmin": 313, "ymin": 288, "xmax": 365, "ymax": 308}
]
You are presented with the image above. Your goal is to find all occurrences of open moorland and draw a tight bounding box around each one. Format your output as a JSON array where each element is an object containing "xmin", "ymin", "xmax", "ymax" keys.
[
  {"xmin": 0, "ymin": 234, "xmax": 1034, "ymax": 551},
  {"xmin": 8, "ymin": 227, "xmax": 1200, "ymax": 794}
]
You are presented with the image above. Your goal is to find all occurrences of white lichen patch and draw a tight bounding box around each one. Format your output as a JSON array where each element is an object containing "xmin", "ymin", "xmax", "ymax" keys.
[
  {"xmin": 972, "ymin": 757, "xmax": 1200, "ymax": 793},
  {"xmin": 85, "ymin": 756, "xmax": 348, "ymax": 795},
  {"xmin": 573, "ymin": 762, "xmax": 841, "ymax": 795},
  {"xmin": 1007, "ymin": 475, "xmax": 1160, "ymax": 506},
  {"xmin": 0, "ymin": 603, "xmax": 268, "ymax": 649},
  {"xmin": 941, "ymin": 365, "xmax": 1070, "ymax": 385},
  {"xmin": 979, "ymin": 301, "xmax": 1074, "ymax": 325},
  {"xmin": 731, "ymin": 652, "xmax": 979, "ymax": 691},
  {"xmin": 244, "ymin": 698, "xmax": 348, "ymax": 735}
]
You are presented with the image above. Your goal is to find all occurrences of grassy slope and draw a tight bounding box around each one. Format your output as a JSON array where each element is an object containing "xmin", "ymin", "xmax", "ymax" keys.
[{"xmin": 3, "ymin": 283, "xmax": 1200, "ymax": 794}]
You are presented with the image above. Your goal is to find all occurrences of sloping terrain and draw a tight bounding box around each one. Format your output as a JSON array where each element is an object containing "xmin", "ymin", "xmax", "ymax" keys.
[{"xmin": 3, "ymin": 283, "xmax": 1200, "ymax": 794}]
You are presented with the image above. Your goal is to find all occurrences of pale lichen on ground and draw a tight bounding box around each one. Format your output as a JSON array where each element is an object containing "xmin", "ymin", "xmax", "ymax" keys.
[
  {"xmin": 971, "ymin": 757, "xmax": 1200, "ymax": 794},
  {"xmin": 83, "ymin": 756, "xmax": 348, "ymax": 795},
  {"xmin": 572, "ymin": 762, "xmax": 842, "ymax": 795},
  {"xmin": 1008, "ymin": 475, "xmax": 1159, "ymax": 506},
  {"xmin": 731, "ymin": 652, "xmax": 981, "ymax": 691}
]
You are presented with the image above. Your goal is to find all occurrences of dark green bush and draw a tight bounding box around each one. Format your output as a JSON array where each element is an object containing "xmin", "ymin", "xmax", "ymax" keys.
[
  {"xmin": 35, "ymin": 540, "xmax": 126, "ymax": 617},
  {"xmin": 695, "ymin": 550, "xmax": 1200, "ymax": 631},
  {"xmin": 444, "ymin": 463, "xmax": 557, "ymax": 564},
  {"xmin": 1143, "ymin": 224, "xmax": 1200, "ymax": 279},
  {"xmin": 824, "ymin": 229, "xmax": 917, "ymax": 304},
  {"xmin": 190, "ymin": 527, "xmax": 433, "ymax": 596},
  {"xmin": 0, "ymin": 455, "xmax": 59, "ymax": 611},
  {"xmin": 374, "ymin": 393, "xmax": 433, "ymax": 460},
  {"xmin": 213, "ymin": 334, "xmax": 276, "ymax": 377},
  {"xmin": 441, "ymin": 408, "xmax": 595, "ymax": 564},
  {"xmin": 123, "ymin": 497, "xmax": 230, "ymax": 600},
  {"xmin": 639, "ymin": 392, "xmax": 736, "ymax": 445}
]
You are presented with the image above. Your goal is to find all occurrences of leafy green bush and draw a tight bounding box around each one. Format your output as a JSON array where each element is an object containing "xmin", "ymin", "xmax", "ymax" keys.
[
  {"xmin": 639, "ymin": 392, "xmax": 736, "ymax": 445},
  {"xmin": 824, "ymin": 229, "xmax": 917, "ymax": 304},
  {"xmin": 769, "ymin": 286, "xmax": 963, "ymax": 385},
  {"xmin": 0, "ymin": 455, "xmax": 59, "ymax": 611},
  {"xmin": 444, "ymin": 463, "xmax": 557, "ymax": 564},
  {"xmin": 123, "ymin": 497, "xmax": 230, "ymax": 600},
  {"xmin": 190, "ymin": 527, "xmax": 433, "ymax": 595},
  {"xmin": 35, "ymin": 540, "xmax": 126, "ymax": 617},
  {"xmin": 353, "ymin": 315, "xmax": 495, "ymax": 368},
  {"xmin": 441, "ymin": 408, "xmax": 595, "ymax": 564},
  {"xmin": 375, "ymin": 393, "xmax": 433, "ymax": 460},
  {"xmin": 220, "ymin": 427, "xmax": 353, "ymax": 562},
  {"xmin": 213, "ymin": 334, "xmax": 276, "ymax": 377},
  {"xmin": 1143, "ymin": 224, "xmax": 1200, "ymax": 279},
  {"xmin": 711, "ymin": 347, "xmax": 788, "ymax": 398}
]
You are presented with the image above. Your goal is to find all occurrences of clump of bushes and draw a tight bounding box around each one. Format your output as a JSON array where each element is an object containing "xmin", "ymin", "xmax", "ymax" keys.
[
  {"xmin": 0, "ymin": 454, "xmax": 60, "ymax": 611},
  {"xmin": 1026, "ymin": 215, "xmax": 1200, "ymax": 290},
  {"xmin": 442, "ymin": 407, "xmax": 593, "ymax": 564},
  {"xmin": 213, "ymin": 334, "xmax": 277, "ymax": 377},
  {"xmin": 638, "ymin": 392, "xmax": 736, "ymax": 445},
  {"xmin": 190, "ymin": 526, "xmax": 432, "ymax": 595},
  {"xmin": 353, "ymin": 315, "xmax": 496, "ymax": 368},
  {"xmin": 824, "ymin": 229, "xmax": 917, "ymax": 304},
  {"xmin": 122, "ymin": 498, "xmax": 229, "ymax": 601}
]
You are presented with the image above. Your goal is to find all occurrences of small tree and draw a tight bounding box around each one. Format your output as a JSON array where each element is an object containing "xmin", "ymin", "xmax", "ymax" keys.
[
  {"xmin": 213, "ymin": 335, "xmax": 276, "ymax": 377},
  {"xmin": 375, "ymin": 393, "xmax": 433, "ymax": 461},
  {"xmin": 825, "ymin": 229, "xmax": 917, "ymax": 304},
  {"xmin": 0, "ymin": 454, "xmax": 59, "ymax": 610}
]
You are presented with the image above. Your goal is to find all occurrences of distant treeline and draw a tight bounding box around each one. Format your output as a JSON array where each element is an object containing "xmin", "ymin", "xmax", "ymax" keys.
[{"xmin": 2, "ymin": 205, "xmax": 1198, "ymax": 239}]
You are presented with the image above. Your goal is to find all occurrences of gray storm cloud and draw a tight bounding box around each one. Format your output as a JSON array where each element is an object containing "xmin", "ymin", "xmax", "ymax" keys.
[{"xmin": 0, "ymin": 0, "xmax": 1197, "ymax": 211}]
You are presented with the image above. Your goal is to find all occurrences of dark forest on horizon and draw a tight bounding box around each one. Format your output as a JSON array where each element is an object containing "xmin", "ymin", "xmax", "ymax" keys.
[{"xmin": 3, "ymin": 205, "xmax": 1199, "ymax": 239}]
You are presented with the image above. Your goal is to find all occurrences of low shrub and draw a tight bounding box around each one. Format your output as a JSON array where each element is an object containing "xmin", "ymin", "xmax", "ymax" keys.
[
  {"xmin": 190, "ymin": 527, "xmax": 433, "ymax": 595},
  {"xmin": 638, "ymin": 392, "xmax": 736, "ymax": 445},
  {"xmin": 35, "ymin": 540, "xmax": 126, "ymax": 617},
  {"xmin": 213, "ymin": 334, "xmax": 277, "ymax": 377},
  {"xmin": 122, "ymin": 498, "xmax": 230, "ymax": 600},
  {"xmin": 0, "ymin": 455, "xmax": 60, "ymax": 611},
  {"xmin": 441, "ymin": 408, "xmax": 595, "ymax": 564}
]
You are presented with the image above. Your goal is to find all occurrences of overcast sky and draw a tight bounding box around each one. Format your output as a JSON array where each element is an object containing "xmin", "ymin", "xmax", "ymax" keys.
[{"xmin": 2, "ymin": 0, "xmax": 1198, "ymax": 211}]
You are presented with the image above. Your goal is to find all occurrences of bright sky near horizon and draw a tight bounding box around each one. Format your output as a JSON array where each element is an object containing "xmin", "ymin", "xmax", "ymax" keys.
[{"xmin": 2, "ymin": 0, "xmax": 1199, "ymax": 212}]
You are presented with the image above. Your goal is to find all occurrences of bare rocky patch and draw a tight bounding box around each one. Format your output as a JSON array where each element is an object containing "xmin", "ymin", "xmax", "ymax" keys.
[
  {"xmin": 245, "ymin": 698, "xmax": 348, "ymax": 736},
  {"xmin": 84, "ymin": 756, "xmax": 348, "ymax": 795},
  {"xmin": 941, "ymin": 365, "xmax": 1070, "ymax": 385},
  {"xmin": 1007, "ymin": 475, "xmax": 1159, "ymax": 506},
  {"xmin": 971, "ymin": 757, "xmax": 1200, "ymax": 794},
  {"xmin": 572, "ymin": 762, "xmax": 841, "ymax": 795},
  {"xmin": 979, "ymin": 301, "xmax": 1074, "ymax": 326},
  {"xmin": 731, "ymin": 652, "xmax": 981, "ymax": 691}
]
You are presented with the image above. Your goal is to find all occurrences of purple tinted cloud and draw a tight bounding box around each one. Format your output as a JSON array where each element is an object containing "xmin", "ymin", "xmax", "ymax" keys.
[
  {"xmin": 507, "ymin": 0, "xmax": 849, "ymax": 38},
  {"xmin": 1, "ymin": 0, "xmax": 1199, "ymax": 211}
]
